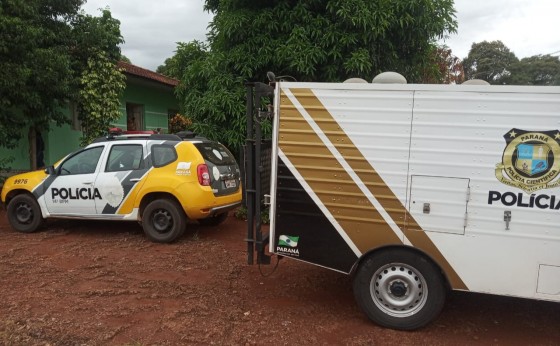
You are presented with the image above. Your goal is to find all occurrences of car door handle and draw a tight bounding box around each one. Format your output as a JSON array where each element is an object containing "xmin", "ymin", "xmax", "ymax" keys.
[
  {"xmin": 83, "ymin": 182, "xmax": 93, "ymax": 185},
  {"xmin": 130, "ymin": 178, "xmax": 141, "ymax": 182}
]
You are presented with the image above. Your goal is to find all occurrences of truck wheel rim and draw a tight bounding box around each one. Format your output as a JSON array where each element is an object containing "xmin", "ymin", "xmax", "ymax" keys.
[
  {"xmin": 152, "ymin": 210, "xmax": 172, "ymax": 233},
  {"xmin": 370, "ymin": 262, "xmax": 428, "ymax": 317},
  {"xmin": 15, "ymin": 203, "xmax": 33, "ymax": 224}
]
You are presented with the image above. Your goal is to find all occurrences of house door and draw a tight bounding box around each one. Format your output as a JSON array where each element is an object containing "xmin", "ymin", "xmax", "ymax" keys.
[{"xmin": 126, "ymin": 103, "xmax": 144, "ymax": 131}]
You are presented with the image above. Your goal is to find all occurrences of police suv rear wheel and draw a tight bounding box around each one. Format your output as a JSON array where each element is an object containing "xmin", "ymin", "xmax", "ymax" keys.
[
  {"xmin": 142, "ymin": 199, "xmax": 186, "ymax": 243},
  {"xmin": 353, "ymin": 249, "xmax": 446, "ymax": 330},
  {"xmin": 7, "ymin": 194, "xmax": 44, "ymax": 233}
]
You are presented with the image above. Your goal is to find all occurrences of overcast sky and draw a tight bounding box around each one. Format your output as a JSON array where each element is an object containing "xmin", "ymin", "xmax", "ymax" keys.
[{"xmin": 82, "ymin": 0, "xmax": 560, "ymax": 72}]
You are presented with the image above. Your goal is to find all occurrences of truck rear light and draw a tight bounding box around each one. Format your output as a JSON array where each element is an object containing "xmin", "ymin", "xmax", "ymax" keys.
[{"xmin": 197, "ymin": 164, "xmax": 211, "ymax": 186}]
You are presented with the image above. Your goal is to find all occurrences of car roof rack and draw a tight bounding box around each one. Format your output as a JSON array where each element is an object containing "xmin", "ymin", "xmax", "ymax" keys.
[
  {"xmin": 176, "ymin": 131, "xmax": 208, "ymax": 141},
  {"xmin": 91, "ymin": 128, "xmax": 209, "ymax": 143}
]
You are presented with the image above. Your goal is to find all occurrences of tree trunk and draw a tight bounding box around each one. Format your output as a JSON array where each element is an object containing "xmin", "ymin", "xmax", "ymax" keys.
[{"xmin": 28, "ymin": 126, "xmax": 37, "ymax": 171}]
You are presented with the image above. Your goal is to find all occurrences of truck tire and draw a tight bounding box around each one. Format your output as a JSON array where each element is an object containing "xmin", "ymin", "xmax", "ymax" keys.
[
  {"xmin": 353, "ymin": 249, "xmax": 446, "ymax": 330},
  {"xmin": 6, "ymin": 194, "xmax": 44, "ymax": 233},
  {"xmin": 197, "ymin": 212, "xmax": 228, "ymax": 226},
  {"xmin": 142, "ymin": 199, "xmax": 186, "ymax": 243}
]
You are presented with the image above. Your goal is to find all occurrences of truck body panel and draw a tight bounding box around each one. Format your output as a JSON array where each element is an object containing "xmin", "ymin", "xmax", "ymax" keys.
[{"xmin": 268, "ymin": 82, "xmax": 560, "ymax": 301}]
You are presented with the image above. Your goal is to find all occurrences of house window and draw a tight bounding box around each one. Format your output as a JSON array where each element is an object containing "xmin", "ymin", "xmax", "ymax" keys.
[{"xmin": 126, "ymin": 103, "xmax": 144, "ymax": 131}]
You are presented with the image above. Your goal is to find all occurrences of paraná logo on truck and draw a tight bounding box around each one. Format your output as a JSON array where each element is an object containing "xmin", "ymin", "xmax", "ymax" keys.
[{"xmin": 495, "ymin": 129, "xmax": 560, "ymax": 193}]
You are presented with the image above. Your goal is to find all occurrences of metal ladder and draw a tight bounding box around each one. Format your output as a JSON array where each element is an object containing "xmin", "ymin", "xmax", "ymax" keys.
[{"xmin": 244, "ymin": 82, "xmax": 274, "ymax": 265}]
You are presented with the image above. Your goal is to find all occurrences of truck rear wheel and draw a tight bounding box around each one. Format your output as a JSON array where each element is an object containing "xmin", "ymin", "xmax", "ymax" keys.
[
  {"xmin": 353, "ymin": 249, "xmax": 446, "ymax": 330},
  {"xmin": 6, "ymin": 194, "xmax": 44, "ymax": 233},
  {"xmin": 142, "ymin": 199, "xmax": 186, "ymax": 243}
]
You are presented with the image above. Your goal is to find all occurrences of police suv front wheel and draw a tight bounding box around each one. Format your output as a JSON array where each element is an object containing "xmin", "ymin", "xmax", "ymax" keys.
[
  {"xmin": 142, "ymin": 199, "xmax": 186, "ymax": 243},
  {"xmin": 6, "ymin": 194, "xmax": 44, "ymax": 233},
  {"xmin": 353, "ymin": 249, "xmax": 446, "ymax": 330}
]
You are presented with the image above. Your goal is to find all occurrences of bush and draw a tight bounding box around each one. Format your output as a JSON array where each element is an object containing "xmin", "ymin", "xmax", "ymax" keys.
[
  {"xmin": 234, "ymin": 206, "xmax": 269, "ymax": 224},
  {"xmin": 0, "ymin": 156, "xmax": 14, "ymax": 184},
  {"xmin": 169, "ymin": 114, "xmax": 192, "ymax": 134}
]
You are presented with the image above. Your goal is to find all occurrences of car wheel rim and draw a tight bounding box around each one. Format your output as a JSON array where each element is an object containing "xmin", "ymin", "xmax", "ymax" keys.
[
  {"xmin": 152, "ymin": 210, "xmax": 173, "ymax": 233},
  {"xmin": 370, "ymin": 262, "xmax": 428, "ymax": 318},
  {"xmin": 15, "ymin": 203, "xmax": 33, "ymax": 224}
]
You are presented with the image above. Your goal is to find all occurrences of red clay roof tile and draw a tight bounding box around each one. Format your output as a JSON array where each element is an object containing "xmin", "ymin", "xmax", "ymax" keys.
[{"xmin": 117, "ymin": 61, "xmax": 179, "ymax": 87}]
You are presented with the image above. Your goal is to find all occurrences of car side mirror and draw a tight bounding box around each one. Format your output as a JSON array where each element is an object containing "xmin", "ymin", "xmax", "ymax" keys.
[{"xmin": 45, "ymin": 165, "xmax": 56, "ymax": 175}]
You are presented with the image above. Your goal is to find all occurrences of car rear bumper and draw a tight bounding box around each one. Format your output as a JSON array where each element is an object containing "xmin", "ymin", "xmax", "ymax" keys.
[
  {"xmin": 208, "ymin": 201, "xmax": 242, "ymax": 216},
  {"xmin": 181, "ymin": 185, "xmax": 243, "ymax": 219}
]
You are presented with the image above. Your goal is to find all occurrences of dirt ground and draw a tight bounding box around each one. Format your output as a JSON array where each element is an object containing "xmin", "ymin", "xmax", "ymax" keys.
[{"xmin": 1, "ymin": 209, "xmax": 559, "ymax": 345}]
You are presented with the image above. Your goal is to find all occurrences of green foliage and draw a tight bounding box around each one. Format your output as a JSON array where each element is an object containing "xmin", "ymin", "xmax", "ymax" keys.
[
  {"xmin": 234, "ymin": 206, "xmax": 269, "ymax": 224},
  {"xmin": 158, "ymin": 41, "xmax": 209, "ymax": 79},
  {"xmin": 169, "ymin": 0, "xmax": 457, "ymax": 152},
  {"xmin": 78, "ymin": 50, "xmax": 126, "ymax": 146},
  {"xmin": 234, "ymin": 206, "xmax": 247, "ymax": 220},
  {"xmin": 0, "ymin": 1, "xmax": 124, "ymax": 166},
  {"xmin": 0, "ymin": 0, "xmax": 84, "ymax": 149},
  {"xmin": 171, "ymin": 41, "xmax": 249, "ymax": 147},
  {"xmin": 0, "ymin": 156, "xmax": 15, "ymax": 184},
  {"xmin": 156, "ymin": 59, "xmax": 171, "ymax": 76},
  {"xmin": 260, "ymin": 207, "xmax": 270, "ymax": 225},
  {"xmin": 509, "ymin": 55, "xmax": 560, "ymax": 86},
  {"xmin": 422, "ymin": 45, "xmax": 464, "ymax": 84},
  {"xmin": 463, "ymin": 41, "xmax": 560, "ymax": 86},
  {"xmin": 463, "ymin": 40, "xmax": 519, "ymax": 84},
  {"xmin": 71, "ymin": 9, "xmax": 123, "ymax": 68},
  {"xmin": 168, "ymin": 114, "xmax": 193, "ymax": 134},
  {"xmin": 73, "ymin": 9, "xmax": 125, "ymax": 146}
]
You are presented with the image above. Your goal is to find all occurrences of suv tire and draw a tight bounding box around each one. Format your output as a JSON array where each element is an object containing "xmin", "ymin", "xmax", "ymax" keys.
[
  {"xmin": 353, "ymin": 249, "xmax": 446, "ymax": 330},
  {"xmin": 142, "ymin": 199, "xmax": 186, "ymax": 243},
  {"xmin": 7, "ymin": 194, "xmax": 44, "ymax": 233}
]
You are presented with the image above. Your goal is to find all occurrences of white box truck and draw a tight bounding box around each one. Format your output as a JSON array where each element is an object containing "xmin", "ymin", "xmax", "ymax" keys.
[{"xmin": 245, "ymin": 75, "xmax": 560, "ymax": 330}]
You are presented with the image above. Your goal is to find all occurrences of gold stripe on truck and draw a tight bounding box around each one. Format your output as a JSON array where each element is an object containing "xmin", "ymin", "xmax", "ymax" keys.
[
  {"xmin": 288, "ymin": 88, "xmax": 467, "ymax": 290},
  {"xmin": 279, "ymin": 91, "xmax": 402, "ymax": 252}
]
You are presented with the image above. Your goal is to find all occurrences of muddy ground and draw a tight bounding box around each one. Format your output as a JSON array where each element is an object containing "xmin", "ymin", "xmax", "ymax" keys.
[{"xmin": 1, "ymin": 209, "xmax": 559, "ymax": 345}]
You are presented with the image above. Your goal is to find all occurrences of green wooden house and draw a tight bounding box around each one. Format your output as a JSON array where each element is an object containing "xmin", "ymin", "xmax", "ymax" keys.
[{"xmin": 1, "ymin": 62, "xmax": 179, "ymax": 171}]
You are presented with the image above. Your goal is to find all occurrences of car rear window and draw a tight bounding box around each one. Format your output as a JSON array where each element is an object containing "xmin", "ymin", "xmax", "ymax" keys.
[{"xmin": 194, "ymin": 142, "xmax": 236, "ymax": 165}]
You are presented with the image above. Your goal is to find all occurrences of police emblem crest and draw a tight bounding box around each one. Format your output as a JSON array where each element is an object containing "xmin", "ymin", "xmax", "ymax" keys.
[{"xmin": 496, "ymin": 129, "xmax": 560, "ymax": 193}]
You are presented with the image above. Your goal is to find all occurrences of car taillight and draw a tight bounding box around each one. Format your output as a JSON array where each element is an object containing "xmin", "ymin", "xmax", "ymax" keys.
[{"xmin": 197, "ymin": 164, "xmax": 210, "ymax": 186}]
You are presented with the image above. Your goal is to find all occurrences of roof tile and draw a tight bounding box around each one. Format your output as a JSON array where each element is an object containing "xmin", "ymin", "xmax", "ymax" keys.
[{"xmin": 117, "ymin": 61, "xmax": 179, "ymax": 87}]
